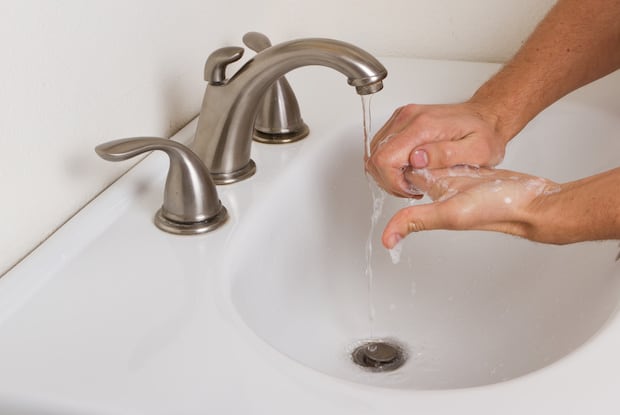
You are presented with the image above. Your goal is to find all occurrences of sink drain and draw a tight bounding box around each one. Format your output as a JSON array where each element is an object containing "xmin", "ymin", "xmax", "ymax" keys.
[{"xmin": 351, "ymin": 339, "xmax": 406, "ymax": 372}]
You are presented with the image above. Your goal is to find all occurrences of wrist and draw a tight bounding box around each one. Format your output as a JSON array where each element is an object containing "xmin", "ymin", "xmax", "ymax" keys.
[
  {"xmin": 523, "ymin": 169, "xmax": 620, "ymax": 244},
  {"xmin": 521, "ymin": 182, "xmax": 571, "ymax": 244},
  {"xmin": 467, "ymin": 89, "xmax": 526, "ymax": 146}
]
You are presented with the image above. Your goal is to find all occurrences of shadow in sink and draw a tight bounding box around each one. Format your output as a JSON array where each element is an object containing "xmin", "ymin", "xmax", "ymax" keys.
[{"xmin": 226, "ymin": 122, "xmax": 620, "ymax": 390}]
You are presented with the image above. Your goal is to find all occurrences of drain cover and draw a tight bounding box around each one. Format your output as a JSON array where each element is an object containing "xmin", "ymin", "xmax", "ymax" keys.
[{"xmin": 351, "ymin": 340, "xmax": 406, "ymax": 372}]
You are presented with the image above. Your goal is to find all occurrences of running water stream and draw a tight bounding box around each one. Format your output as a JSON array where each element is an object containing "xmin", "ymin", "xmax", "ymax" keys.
[
  {"xmin": 361, "ymin": 95, "xmax": 386, "ymax": 337},
  {"xmin": 362, "ymin": 96, "xmax": 408, "ymax": 337}
]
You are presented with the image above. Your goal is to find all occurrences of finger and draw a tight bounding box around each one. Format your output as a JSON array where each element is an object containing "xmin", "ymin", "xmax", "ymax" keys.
[
  {"xmin": 364, "ymin": 162, "xmax": 410, "ymax": 197},
  {"xmin": 382, "ymin": 204, "xmax": 448, "ymax": 248},
  {"xmin": 402, "ymin": 168, "xmax": 435, "ymax": 195},
  {"xmin": 404, "ymin": 168, "xmax": 472, "ymax": 201},
  {"xmin": 410, "ymin": 136, "xmax": 504, "ymax": 169},
  {"xmin": 369, "ymin": 104, "xmax": 428, "ymax": 156},
  {"xmin": 384, "ymin": 168, "xmax": 423, "ymax": 198},
  {"xmin": 367, "ymin": 136, "xmax": 424, "ymax": 198},
  {"xmin": 369, "ymin": 107, "xmax": 407, "ymax": 154}
]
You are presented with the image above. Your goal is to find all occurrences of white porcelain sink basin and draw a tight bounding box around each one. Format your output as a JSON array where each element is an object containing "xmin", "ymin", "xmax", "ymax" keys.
[
  {"xmin": 1, "ymin": 57, "xmax": 619, "ymax": 414},
  {"xmin": 228, "ymin": 98, "xmax": 620, "ymax": 389}
]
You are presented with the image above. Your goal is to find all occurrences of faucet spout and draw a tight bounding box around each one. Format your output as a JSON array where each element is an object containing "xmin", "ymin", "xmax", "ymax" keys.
[{"xmin": 192, "ymin": 37, "xmax": 388, "ymax": 184}]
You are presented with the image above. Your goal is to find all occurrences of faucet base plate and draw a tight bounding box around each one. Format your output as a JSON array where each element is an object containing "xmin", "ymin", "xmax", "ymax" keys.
[
  {"xmin": 252, "ymin": 123, "xmax": 310, "ymax": 144},
  {"xmin": 154, "ymin": 206, "xmax": 229, "ymax": 235},
  {"xmin": 211, "ymin": 159, "xmax": 257, "ymax": 185}
]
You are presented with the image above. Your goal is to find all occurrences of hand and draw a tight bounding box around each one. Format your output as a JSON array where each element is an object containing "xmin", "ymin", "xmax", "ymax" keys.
[
  {"xmin": 381, "ymin": 166, "xmax": 560, "ymax": 248},
  {"xmin": 365, "ymin": 102, "xmax": 508, "ymax": 197}
]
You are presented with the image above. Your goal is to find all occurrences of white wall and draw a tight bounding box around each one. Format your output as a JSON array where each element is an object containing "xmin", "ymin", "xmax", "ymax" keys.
[{"xmin": 0, "ymin": 0, "xmax": 555, "ymax": 275}]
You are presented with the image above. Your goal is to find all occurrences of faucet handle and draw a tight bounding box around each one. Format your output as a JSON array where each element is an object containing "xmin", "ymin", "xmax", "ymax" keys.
[
  {"xmin": 242, "ymin": 32, "xmax": 310, "ymax": 144},
  {"xmin": 242, "ymin": 31, "xmax": 272, "ymax": 52},
  {"xmin": 95, "ymin": 137, "xmax": 228, "ymax": 235},
  {"xmin": 204, "ymin": 46, "xmax": 244, "ymax": 84}
]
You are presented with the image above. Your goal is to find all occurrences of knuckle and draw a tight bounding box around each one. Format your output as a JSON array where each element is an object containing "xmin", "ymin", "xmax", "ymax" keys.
[
  {"xmin": 476, "ymin": 141, "xmax": 504, "ymax": 167},
  {"xmin": 433, "ymin": 142, "xmax": 455, "ymax": 166},
  {"xmin": 469, "ymin": 143, "xmax": 490, "ymax": 166},
  {"xmin": 407, "ymin": 220, "xmax": 426, "ymax": 233},
  {"xmin": 401, "ymin": 103, "xmax": 418, "ymax": 114},
  {"xmin": 443, "ymin": 145, "xmax": 455, "ymax": 163},
  {"xmin": 412, "ymin": 111, "xmax": 432, "ymax": 126},
  {"xmin": 395, "ymin": 104, "xmax": 419, "ymax": 122},
  {"xmin": 370, "ymin": 147, "xmax": 390, "ymax": 166},
  {"xmin": 490, "ymin": 143, "xmax": 506, "ymax": 165}
]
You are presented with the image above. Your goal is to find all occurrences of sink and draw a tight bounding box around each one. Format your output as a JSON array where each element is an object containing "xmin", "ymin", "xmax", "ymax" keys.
[
  {"xmin": 228, "ymin": 110, "xmax": 620, "ymax": 389},
  {"xmin": 1, "ymin": 57, "xmax": 620, "ymax": 413}
]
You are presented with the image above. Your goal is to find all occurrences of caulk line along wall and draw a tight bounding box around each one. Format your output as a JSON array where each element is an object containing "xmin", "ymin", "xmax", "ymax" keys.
[{"xmin": 0, "ymin": 0, "xmax": 555, "ymax": 275}]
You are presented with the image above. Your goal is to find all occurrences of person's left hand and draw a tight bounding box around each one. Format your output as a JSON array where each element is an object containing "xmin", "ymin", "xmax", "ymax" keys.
[
  {"xmin": 365, "ymin": 103, "xmax": 508, "ymax": 198},
  {"xmin": 382, "ymin": 166, "xmax": 560, "ymax": 248}
]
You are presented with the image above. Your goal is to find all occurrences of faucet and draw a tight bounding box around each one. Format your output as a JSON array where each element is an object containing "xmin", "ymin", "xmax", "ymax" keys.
[
  {"xmin": 96, "ymin": 137, "xmax": 228, "ymax": 235},
  {"xmin": 242, "ymin": 32, "xmax": 310, "ymax": 145},
  {"xmin": 191, "ymin": 34, "xmax": 388, "ymax": 184}
]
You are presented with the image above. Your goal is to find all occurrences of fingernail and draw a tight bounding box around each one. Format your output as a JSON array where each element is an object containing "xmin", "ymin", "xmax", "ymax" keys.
[{"xmin": 412, "ymin": 149, "xmax": 428, "ymax": 168}]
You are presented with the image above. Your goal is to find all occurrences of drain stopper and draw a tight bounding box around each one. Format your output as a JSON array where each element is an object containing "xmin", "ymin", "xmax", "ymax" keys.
[{"xmin": 351, "ymin": 340, "xmax": 406, "ymax": 372}]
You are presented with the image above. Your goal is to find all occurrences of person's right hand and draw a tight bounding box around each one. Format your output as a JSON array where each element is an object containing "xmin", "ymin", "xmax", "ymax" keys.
[{"xmin": 365, "ymin": 102, "xmax": 509, "ymax": 197}]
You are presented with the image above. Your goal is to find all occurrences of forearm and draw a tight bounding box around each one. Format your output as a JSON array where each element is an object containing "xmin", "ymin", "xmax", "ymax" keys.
[
  {"xmin": 470, "ymin": 0, "xmax": 620, "ymax": 143},
  {"xmin": 526, "ymin": 167, "xmax": 620, "ymax": 244}
]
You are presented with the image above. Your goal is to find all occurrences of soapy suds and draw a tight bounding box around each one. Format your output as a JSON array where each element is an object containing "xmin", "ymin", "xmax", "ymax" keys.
[
  {"xmin": 446, "ymin": 164, "xmax": 481, "ymax": 177},
  {"xmin": 437, "ymin": 188, "xmax": 459, "ymax": 202},
  {"xmin": 405, "ymin": 166, "xmax": 563, "ymax": 207},
  {"xmin": 524, "ymin": 177, "xmax": 562, "ymax": 196},
  {"xmin": 389, "ymin": 238, "xmax": 403, "ymax": 264},
  {"xmin": 490, "ymin": 179, "xmax": 503, "ymax": 193}
]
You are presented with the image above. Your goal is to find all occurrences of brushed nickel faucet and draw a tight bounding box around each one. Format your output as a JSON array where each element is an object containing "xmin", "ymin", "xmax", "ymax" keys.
[
  {"xmin": 191, "ymin": 33, "xmax": 388, "ymax": 184},
  {"xmin": 242, "ymin": 32, "xmax": 310, "ymax": 145},
  {"xmin": 96, "ymin": 137, "xmax": 228, "ymax": 235}
]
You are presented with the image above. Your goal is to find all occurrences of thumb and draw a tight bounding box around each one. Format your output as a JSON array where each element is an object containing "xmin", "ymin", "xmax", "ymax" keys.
[{"xmin": 382, "ymin": 204, "xmax": 448, "ymax": 248}]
